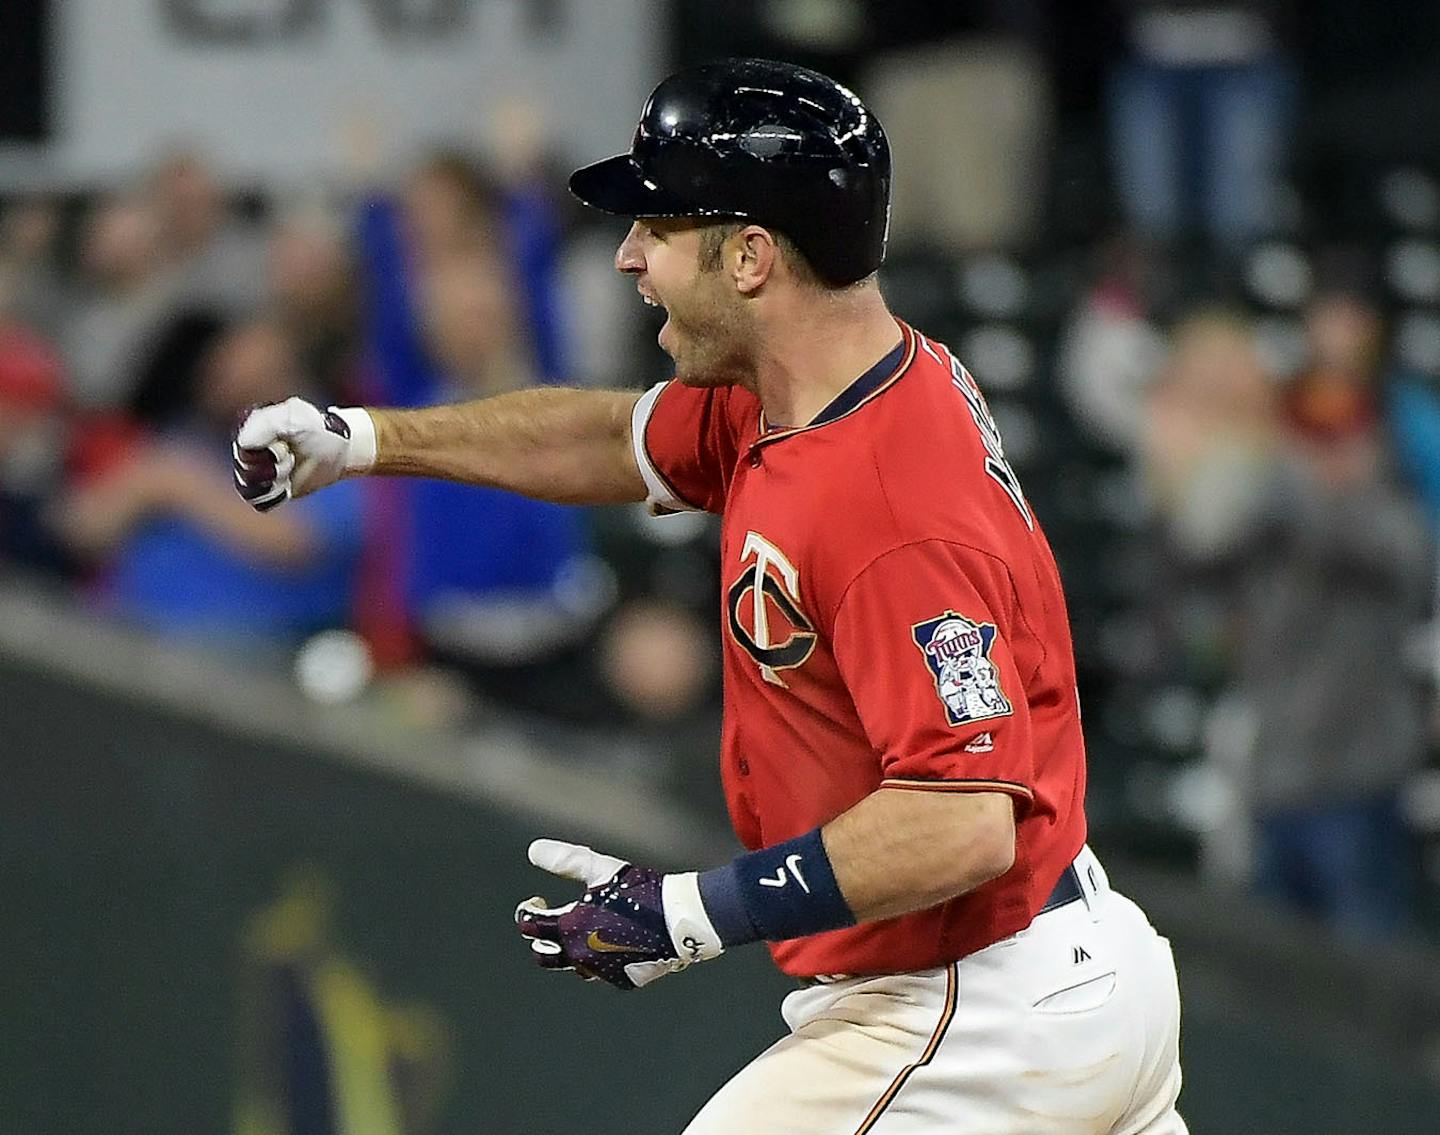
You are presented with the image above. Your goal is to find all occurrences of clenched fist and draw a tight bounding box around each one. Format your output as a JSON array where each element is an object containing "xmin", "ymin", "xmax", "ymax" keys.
[{"xmin": 232, "ymin": 397, "xmax": 377, "ymax": 510}]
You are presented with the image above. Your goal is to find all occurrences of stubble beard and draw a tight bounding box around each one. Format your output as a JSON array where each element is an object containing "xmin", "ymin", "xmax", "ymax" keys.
[{"xmin": 666, "ymin": 276, "xmax": 755, "ymax": 391}]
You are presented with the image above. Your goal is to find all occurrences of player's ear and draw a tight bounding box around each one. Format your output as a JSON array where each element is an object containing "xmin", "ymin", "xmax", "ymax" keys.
[{"xmin": 733, "ymin": 225, "xmax": 777, "ymax": 294}]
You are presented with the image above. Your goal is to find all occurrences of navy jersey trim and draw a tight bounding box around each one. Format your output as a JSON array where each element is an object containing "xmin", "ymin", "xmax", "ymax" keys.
[
  {"xmin": 881, "ymin": 777, "xmax": 1035, "ymax": 802},
  {"xmin": 812, "ymin": 338, "xmax": 905, "ymax": 424},
  {"xmin": 754, "ymin": 320, "xmax": 916, "ymax": 447}
]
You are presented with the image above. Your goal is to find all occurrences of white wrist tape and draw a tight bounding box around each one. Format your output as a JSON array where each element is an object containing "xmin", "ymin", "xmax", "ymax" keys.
[
  {"xmin": 332, "ymin": 406, "xmax": 378, "ymax": 473},
  {"xmin": 662, "ymin": 872, "xmax": 725, "ymax": 964}
]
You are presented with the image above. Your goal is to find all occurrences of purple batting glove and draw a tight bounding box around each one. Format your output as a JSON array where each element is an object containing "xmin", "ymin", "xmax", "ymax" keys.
[{"xmin": 515, "ymin": 839, "xmax": 721, "ymax": 990}]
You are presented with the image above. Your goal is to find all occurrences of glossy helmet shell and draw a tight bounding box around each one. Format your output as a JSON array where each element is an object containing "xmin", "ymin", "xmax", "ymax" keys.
[{"xmin": 569, "ymin": 58, "xmax": 891, "ymax": 286}]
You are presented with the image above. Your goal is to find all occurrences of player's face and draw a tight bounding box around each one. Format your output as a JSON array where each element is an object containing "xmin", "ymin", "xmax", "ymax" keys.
[{"xmin": 616, "ymin": 219, "xmax": 753, "ymax": 388}]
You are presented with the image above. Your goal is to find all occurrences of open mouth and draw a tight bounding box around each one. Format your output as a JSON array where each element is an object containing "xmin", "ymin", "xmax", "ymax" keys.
[{"xmin": 636, "ymin": 281, "xmax": 674, "ymax": 353}]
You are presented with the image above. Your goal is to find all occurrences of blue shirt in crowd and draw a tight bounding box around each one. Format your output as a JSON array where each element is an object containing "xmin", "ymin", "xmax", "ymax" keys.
[
  {"xmin": 105, "ymin": 478, "xmax": 363, "ymax": 643},
  {"xmin": 356, "ymin": 194, "xmax": 588, "ymax": 617}
]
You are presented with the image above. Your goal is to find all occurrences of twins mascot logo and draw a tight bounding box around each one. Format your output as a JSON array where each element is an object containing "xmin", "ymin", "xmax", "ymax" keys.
[{"xmin": 912, "ymin": 611, "xmax": 1012, "ymax": 727}]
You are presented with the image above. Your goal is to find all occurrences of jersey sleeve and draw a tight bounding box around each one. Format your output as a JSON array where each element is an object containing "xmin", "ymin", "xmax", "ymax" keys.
[
  {"xmin": 831, "ymin": 539, "xmax": 1036, "ymax": 812},
  {"xmin": 630, "ymin": 380, "xmax": 747, "ymax": 515}
]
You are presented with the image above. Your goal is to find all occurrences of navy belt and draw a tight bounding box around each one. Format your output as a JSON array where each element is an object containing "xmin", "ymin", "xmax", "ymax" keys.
[
  {"xmin": 1038, "ymin": 862, "xmax": 1084, "ymax": 915},
  {"xmin": 794, "ymin": 860, "xmax": 1089, "ymax": 987}
]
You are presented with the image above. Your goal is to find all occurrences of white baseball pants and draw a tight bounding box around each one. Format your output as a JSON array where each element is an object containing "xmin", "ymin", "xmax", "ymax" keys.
[{"xmin": 682, "ymin": 846, "xmax": 1187, "ymax": 1134}]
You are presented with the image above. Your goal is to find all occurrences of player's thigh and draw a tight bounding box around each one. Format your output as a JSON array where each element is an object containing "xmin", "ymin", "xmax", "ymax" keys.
[
  {"xmin": 1116, "ymin": 1061, "xmax": 1188, "ymax": 1135},
  {"xmin": 1105, "ymin": 896, "xmax": 1187, "ymax": 1135},
  {"xmin": 681, "ymin": 974, "xmax": 955, "ymax": 1135},
  {"xmin": 974, "ymin": 926, "xmax": 1145, "ymax": 1131},
  {"xmin": 863, "ymin": 927, "xmax": 1148, "ymax": 1133},
  {"xmin": 685, "ymin": 954, "xmax": 1139, "ymax": 1135},
  {"xmin": 947, "ymin": 896, "xmax": 1181, "ymax": 1133},
  {"xmin": 684, "ymin": 900, "xmax": 1187, "ymax": 1135},
  {"xmin": 679, "ymin": 1025, "xmax": 871, "ymax": 1135}
]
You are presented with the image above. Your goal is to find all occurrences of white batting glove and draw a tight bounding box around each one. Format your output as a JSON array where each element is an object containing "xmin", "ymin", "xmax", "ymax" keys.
[{"xmin": 232, "ymin": 397, "xmax": 377, "ymax": 510}]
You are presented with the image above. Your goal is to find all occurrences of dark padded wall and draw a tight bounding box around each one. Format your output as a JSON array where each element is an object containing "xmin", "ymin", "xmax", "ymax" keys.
[
  {"xmin": 4, "ymin": 654, "xmax": 1439, "ymax": 1134},
  {"xmin": 0, "ymin": 657, "xmax": 791, "ymax": 1134}
]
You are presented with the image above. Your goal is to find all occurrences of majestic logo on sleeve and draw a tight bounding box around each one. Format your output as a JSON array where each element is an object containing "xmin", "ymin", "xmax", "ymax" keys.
[
  {"xmin": 727, "ymin": 532, "xmax": 816, "ymax": 688},
  {"xmin": 912, "ymin": 611, "xmax": 1013, "ymax": 727}
]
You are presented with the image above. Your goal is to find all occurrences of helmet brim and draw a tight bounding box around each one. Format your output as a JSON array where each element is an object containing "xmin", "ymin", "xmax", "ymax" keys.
[
  {"xmin": 569, "ymin": 154, "xmax": 695, "ymax": 218},
  {"xmin": 569, "ymin": 153, "xmax": 747, "ymax": 221}
]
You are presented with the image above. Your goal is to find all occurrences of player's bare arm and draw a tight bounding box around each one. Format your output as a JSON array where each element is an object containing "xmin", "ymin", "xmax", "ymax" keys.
[
  {"xmin": 369, "ymin": 387, "xmax": 646, "ymax": 504},
  {"xmin": 514, "ymin": 788, "xmax": 1015, "ymax": 990},
  {"xmin": 820, "ymin": 787, "xmax": 1015, "ymax": 923},
  {"xmin": 232, "ymin": 386, "xmax": 647, "ymax": 510}
]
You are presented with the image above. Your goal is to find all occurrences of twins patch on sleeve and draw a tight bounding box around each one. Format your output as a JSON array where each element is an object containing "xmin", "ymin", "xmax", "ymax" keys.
[{"xmin": 911, "ymin": 611, "xmax": 1013, "ymax": 727}]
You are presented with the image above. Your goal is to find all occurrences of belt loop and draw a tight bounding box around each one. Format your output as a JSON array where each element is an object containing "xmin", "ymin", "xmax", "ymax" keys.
[{"xmin": 1076, "ymin": 846, "xmax": 1105, "ymax": 922}]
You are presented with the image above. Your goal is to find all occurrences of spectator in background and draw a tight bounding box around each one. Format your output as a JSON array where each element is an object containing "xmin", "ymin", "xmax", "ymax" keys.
[
  {"xmin": 1238, "ymin": 292, "xmax": 1429, "ymax": 938},
  {"xmin": 60, "ymin": 194, "xmax": 180, "ymax": 413},
  {"xmin": 1148, "ymin": 299, "xmax": 1429, "ymax": 938},
  {"xmin": 1387, "ymin": 362, "xmax": 1440, "ymax": 535},
  {"xmin": 398, "ymin": 151, "xmax": 501, "ymax": 276},
  {"xmin": 1059, "ymin": 234, "xmax": 1171, "ymax": 455},
  {"xmin": 63, "ymin": 158, "xmax": 269, "ymax": 438},
  {"xmin": 266, "ymin": 204, "xmax": 360, "ymax": 403},
  {"xmin": 399, "ymin": 148, "xmax": 569, "ymax": 380},
  {"xmin": 0, "ymin": 195, "xmax": 65, "ymax": 337},
  {"xmin": 1135, "ymin": 315, "xmax": 1278, "ymax": 890},
  {"xmin": 54, "ymin": 318, "xmax": 362, "ymax": 647},
  {"xmin": 1107, "ymin": 0, "xmax": 1297, "ymax": 249},
  {"xmin": 0, "ymin": 283, "xmax": 67, "ymax": 572},
  {"xmin": 490, "ymin": 100, "xmax": 572, "ymax": 381},
  {"xmin": 147, "ymin": 148, "xmax": 266, "ymax": 316},
  {"xmin": 353, "ymin": 151, "xmax": 604, "ymax": 697},
  {"xmin": 1142, "ymin": 310, "xmax": 1276, "ymax": 574}
]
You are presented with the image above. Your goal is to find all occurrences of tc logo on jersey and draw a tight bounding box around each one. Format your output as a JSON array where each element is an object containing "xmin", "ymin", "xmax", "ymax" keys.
[
  {"xmin": 728, "ymin": 531, "xmax": 817, "ymax": 687},
  {"xmin": 912, "ymin": 611, "xmax": 1013, "ymax": 727}
]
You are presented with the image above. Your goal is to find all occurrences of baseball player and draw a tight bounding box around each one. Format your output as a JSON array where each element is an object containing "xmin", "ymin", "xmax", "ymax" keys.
[{"xmin": 234, "ymin": 59, "xmax": 1186, "ymax": 1133}]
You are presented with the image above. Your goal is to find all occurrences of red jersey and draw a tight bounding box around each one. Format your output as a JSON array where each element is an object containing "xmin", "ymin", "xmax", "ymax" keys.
[{"xmin": 632, "ymin": 320, "xmax": 1087, "ymax": 978}]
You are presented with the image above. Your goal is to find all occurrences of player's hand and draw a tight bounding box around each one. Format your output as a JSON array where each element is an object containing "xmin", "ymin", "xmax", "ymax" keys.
[
  {"xmin": 232, "ymin": 397, "xmax": 377, "ymax": 511},
  {"xmin": 515, "ymin": 839, "xmax": 723, "ymax": 990}
]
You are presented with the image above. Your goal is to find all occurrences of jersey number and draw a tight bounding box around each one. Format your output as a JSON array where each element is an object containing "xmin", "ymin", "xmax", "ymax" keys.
[{"xmin": 933, "ymin": 341, "xmax": 1033, "ymax": 530}]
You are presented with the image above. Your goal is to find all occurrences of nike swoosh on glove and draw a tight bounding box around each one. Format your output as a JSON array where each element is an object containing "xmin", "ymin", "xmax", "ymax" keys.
[
  {"xmin": 515, "ymin": 839, "xmax": 724, "ymax": 990},
  {"xmin": 233, "ymin": 397, "xmax": 377, "ymax": 510}
]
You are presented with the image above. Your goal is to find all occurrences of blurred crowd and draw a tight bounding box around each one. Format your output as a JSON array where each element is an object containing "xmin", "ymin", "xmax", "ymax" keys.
[
  {"xmin": 0, "ymin": 138, "xmax": 721, "ymax": 777},
  {"xmin": 1086, "ymin": 286, "xmax": 1440, "ymax": 943},
  {"xmin": 3, "ymin": 0, "xmax": 1440, "ymax": 944}
]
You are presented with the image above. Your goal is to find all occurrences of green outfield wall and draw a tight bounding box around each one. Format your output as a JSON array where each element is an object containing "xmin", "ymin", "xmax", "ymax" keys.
[{"xmin": 3, "ymin": 651, "xmax": 1439, "ymax": 1134}]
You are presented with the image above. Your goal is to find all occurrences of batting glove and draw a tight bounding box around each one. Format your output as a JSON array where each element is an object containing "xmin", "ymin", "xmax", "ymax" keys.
[
  {"xmin": 232, "ymin": 397, "xmax": 377, "ymax": 511},
  {"xmin": 515, "ymin": 839, "xmax": 724, "ymax": 990}
]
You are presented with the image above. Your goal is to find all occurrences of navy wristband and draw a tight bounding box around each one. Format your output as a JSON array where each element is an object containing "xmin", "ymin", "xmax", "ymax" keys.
[{"xmin": 697, "ymin": 828, "xmax": 856, "ymax": 948}]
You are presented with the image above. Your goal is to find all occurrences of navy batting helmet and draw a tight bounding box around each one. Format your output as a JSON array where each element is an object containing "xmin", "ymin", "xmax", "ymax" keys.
[{"xmin": 569, "ymin": 58, "xmax": 891, "ymax": 287}]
